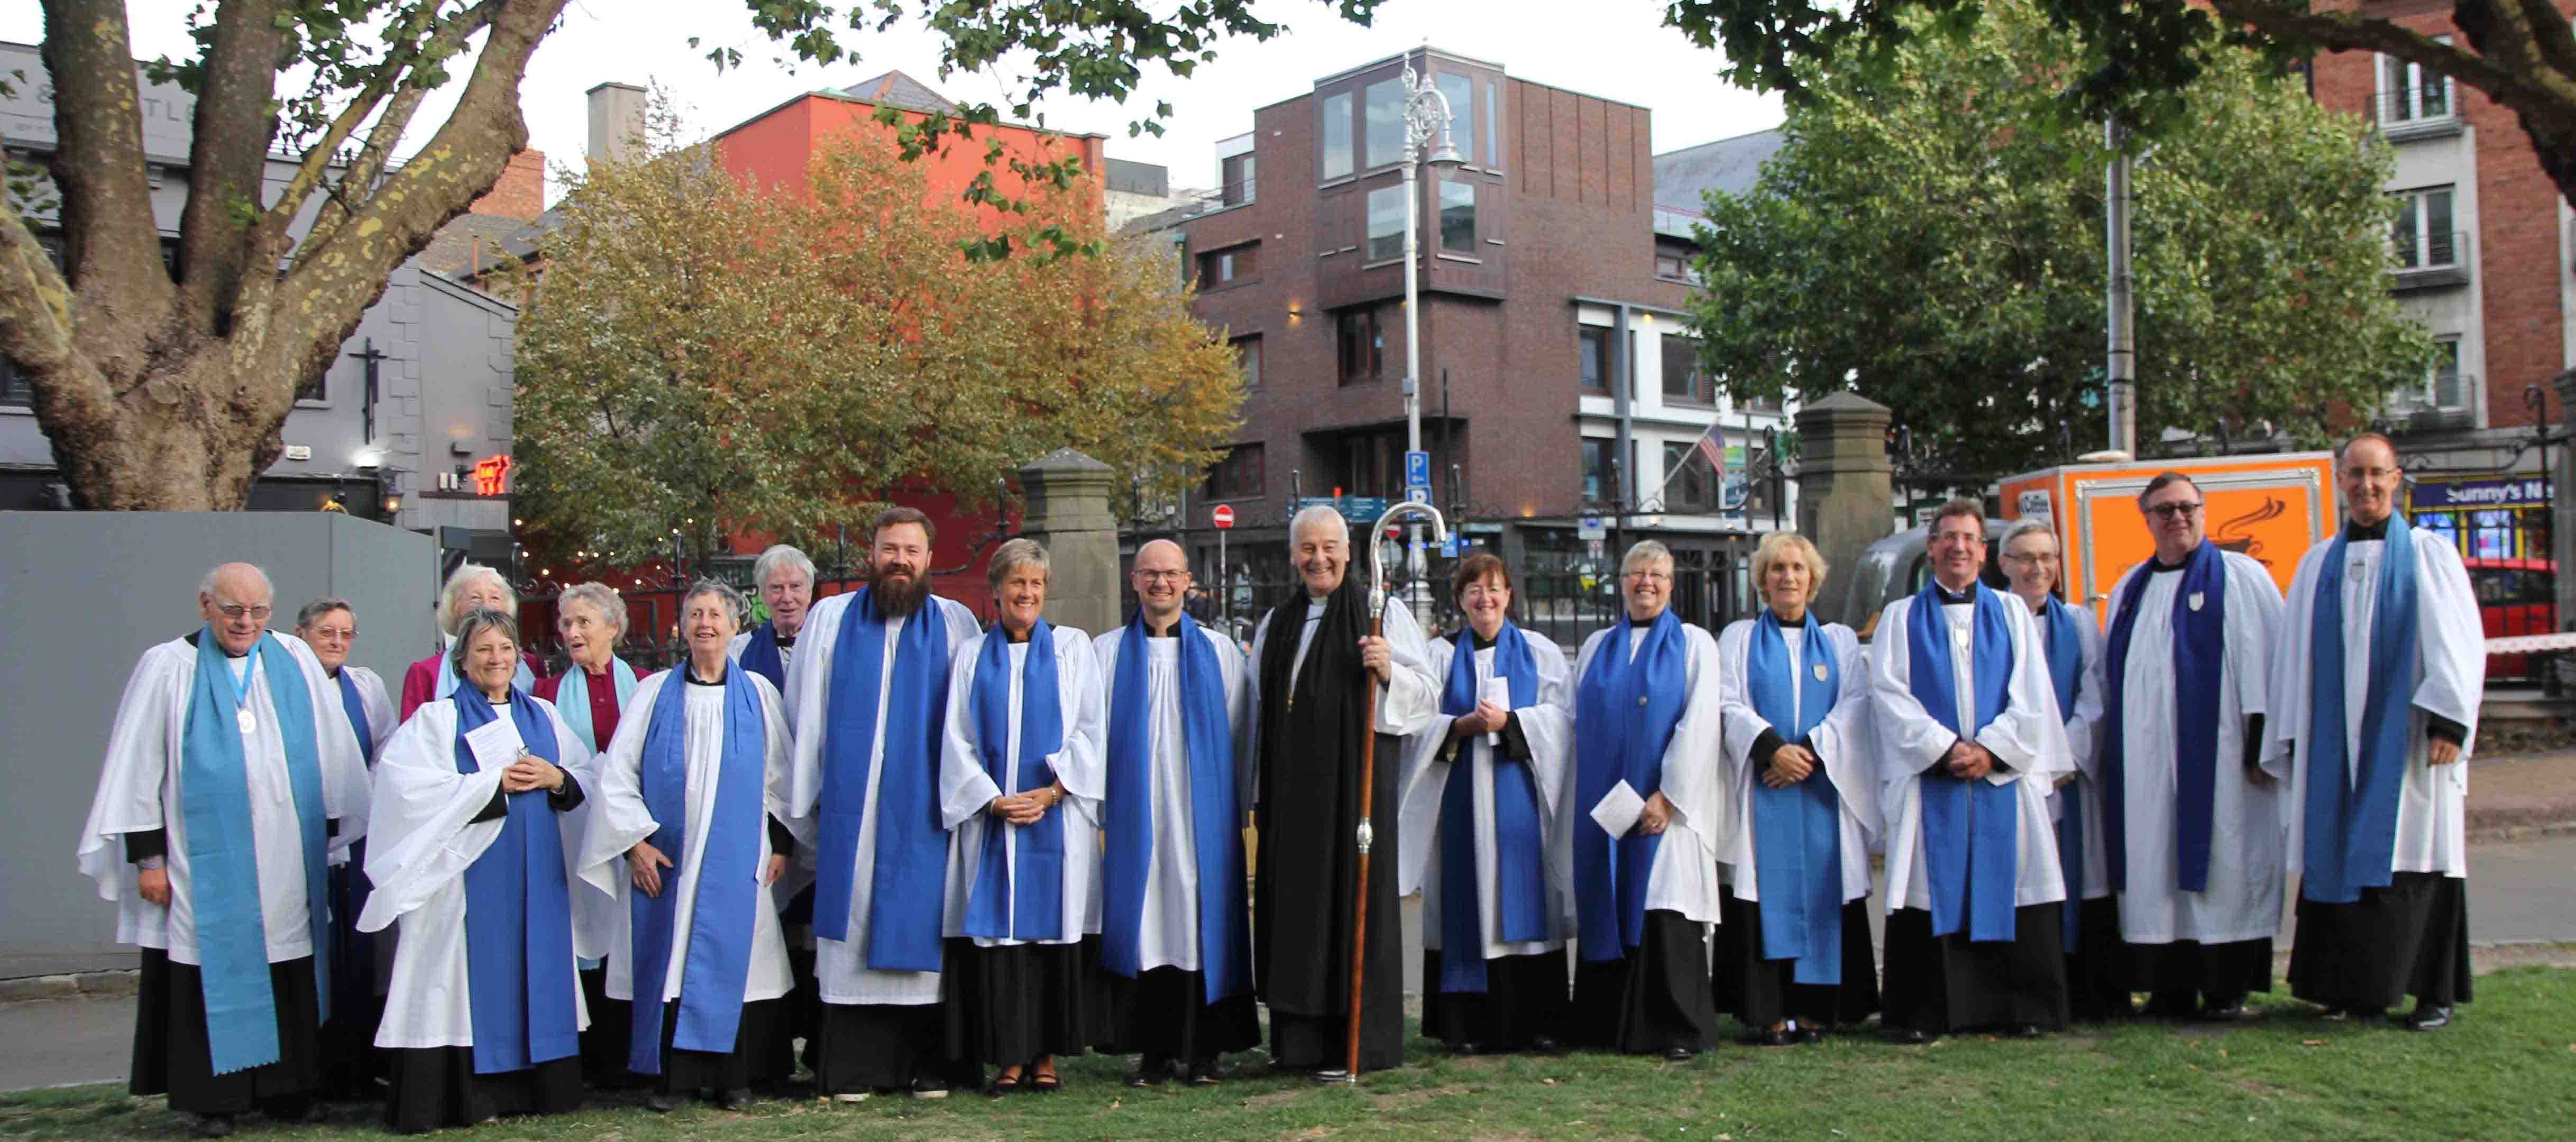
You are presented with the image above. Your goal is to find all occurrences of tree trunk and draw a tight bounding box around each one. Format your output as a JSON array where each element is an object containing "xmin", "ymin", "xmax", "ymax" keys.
[{"xmin": 35, "ymin": 336, "xmax": 286, "ymax": 510}]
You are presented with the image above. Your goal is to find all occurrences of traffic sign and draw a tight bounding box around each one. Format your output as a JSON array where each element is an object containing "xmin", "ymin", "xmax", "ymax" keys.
[
  {"xmin": 1406, "ymin": 486, "xmax": 1429, "ymax": 503},
  {"xmin": 1212, "ymin": 504, "xmax": 1235, "ymax": 529},
  {"xmin": 1441, "ymin": 535, "xmax": 1461, "ymax": 557},
  {"xmin": 1578, "ymin": 514, "xmax": 1606, "ymax": 540},
  {"xmin": 1405, "ymin": 449, "xmax": 1431, "ymax": 488}
]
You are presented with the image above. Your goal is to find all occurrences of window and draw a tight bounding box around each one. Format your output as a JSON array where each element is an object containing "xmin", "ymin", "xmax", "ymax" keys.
[
  {"xmin": 1321, "ymin": 93, "xmax": 1354, "ymax": 180},
  {"xmin": 2395, "ymin": 338, "xmax": 2470, "ymax": 413},
  {"xmin": 1339, "ymin": 307, "xmax": 1383, "ymax": 385},
  {"xmin": 1197, "ymin": 242, "xmax": 1256, "ymax": 287},
  {"xmin": 1222, "ymin": 152, "xmax": 1257, "ymax": 206},
  {"xmin": 1335, "ymin": 427, "xmax": 1408, "ymax": 500},
  {"xmin": 1366, "ymin": 185, "xmax": 1407, "ymax": 262},
  {"xmin": 1232, "ymin": 335, "xmax": 1262, "ymax": 390},
  {"xmin": 1364, "ymin": 78, "xmax": 1405, "ymax": 169},
  {"xmin": 2378, "ymin": 38, "xmax": 2453, "ymax": 124},
  {"xmin": 1581, "ymin": 438, "xmax": 1613, "ymax": 502},
  {"xmin": 1664, "ymin": 441, "xmax": 1718, "ymax": 512},
  {"xmin": 1204, "ymin": 444, "xmax": 1265, "ymax": 500},
  {"xmin": 1436, "ymin": 72, "xmax": 1473, "ymax": 164},
  {"xmin": 1483, "ymin": 81, "xmax": 1500, "ymax": 170},
  {"xmin": 1438, "ymin": 180, "xmax": 1475, "ymax": 254},
  {"xmin": 1662, "ymin": 335, "xmax": 1712, "ymax": 406},
  {"xmin": 296, "ymin": 365, "xmax": 328, "ymax": 403},
  {"xmin": 1578, "ymin": 325, "xmax": 1610, "ymax": 393},
  {"xmin": 2391, "ymin": 187, "xmax": 2456, "ymax": 270}
]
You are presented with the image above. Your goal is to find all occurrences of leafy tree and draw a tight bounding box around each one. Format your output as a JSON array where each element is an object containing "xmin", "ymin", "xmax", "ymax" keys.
[
  {"xmin": 509, "ymin": 112, "xmax": 1242, "ymax": 576},
  {"xmin": 1668, "ymin": 0, "xmax": 2576, "ymax": 210},
  {"xmin": 1682, "ymin": 0, "xmax": 2433, "ymax": 477},
  {"xmin": 0, "ymin": 0, "xmax": 1370, "ymax": 510}
]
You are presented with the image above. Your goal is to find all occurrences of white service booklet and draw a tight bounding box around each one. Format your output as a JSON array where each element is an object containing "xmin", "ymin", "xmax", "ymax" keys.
[
  {"xmin": 463, "ymin": 715, "xmax": 526, "ymax": 776},
  {"xmin": 1589, "ymin": 779, "xmax": 1646, "ymax": 838},
  {"xmin": 1478, "ymin": 676, "xmax": 1511, "ymax": 747}
]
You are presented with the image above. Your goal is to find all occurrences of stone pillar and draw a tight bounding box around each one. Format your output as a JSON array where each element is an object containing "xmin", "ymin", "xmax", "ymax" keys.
[
  {"xmin": 2553, "ymin": 370, "xmax": 2576, "ymax": 650},
  {"xmin": 1794, "ymin": 391, "xmax": 1895, "ymax": 627},
  {"xmin": 1017, "ymin": 448, "xmax": 1122, "ymax": 634}
]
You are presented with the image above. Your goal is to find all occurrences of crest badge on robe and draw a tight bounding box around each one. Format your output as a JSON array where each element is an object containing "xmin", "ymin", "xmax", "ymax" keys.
[
  {"xmin": 1813, "ymin": 662, "xmax": 1829, "ymax": 681},
  {"xmin": 2188, "ymin": 591, "xmax": 2205, "ymax": 612}
]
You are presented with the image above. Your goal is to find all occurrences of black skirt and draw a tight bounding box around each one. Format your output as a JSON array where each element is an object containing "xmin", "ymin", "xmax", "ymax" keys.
[
  {"xmin": 814, "ymin": 1001, "xmax": 977, "ymax": 1095},
  {"xmin": 1420, "ymin": 948, "xmax": 1571, "ymax": 1049},
  {"xmin": 2287, "ymin": 872, "xmax": 2473, "ymax": 1011},
  {"xmin": 1569, "ymin": 909, "xmax": 1720, "ymax": 1054},
  {"xmin": 131, "ymin": 950, "xmax": 325, "ymax": 1117},
  {"xmin": 2128, "ymin": 935, "xmax": 2274, "ymax": 1007},
  {"xmin": 320, "ymin": 860, "xmax": 387, "ymax": 1098},
  {"xmin": 1091, "ymin": 965, "xmax": 1262, "ymax": 1064},
  {"xmin": 382, "ymin": 1050, "xmax": 581, "ymax": 1134},
  {"xmin": 643, "ymin": 997, "xmax": 790, "ymax": 1093},
  {"xmin": 1713, "ymin": 894, "xmax": 1881, "ymax": 1029},
  {"xmin": 1881, "ymin": 905, "xmax": 2070, "ymax": 1034},
  {"xmin": 942, "ymin": 937, "xmax": 1093, "ymax": 1070},
  {"xmin": 2062, "ymin": 895, "xmax": 2134, "ymax": 1021},
  {"xmin": 576, "ymin": 968, "xmax": 634, "ymax": 1088}
]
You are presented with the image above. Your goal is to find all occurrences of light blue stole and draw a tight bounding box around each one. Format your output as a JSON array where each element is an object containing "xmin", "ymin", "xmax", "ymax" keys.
[
  {"xmin": 555, "ymin": 658, "xmax": 638, "ymax": 754},
  {"xmin": 2303, "ymin": 517, "xmax": 2422, "ymax": 904}
]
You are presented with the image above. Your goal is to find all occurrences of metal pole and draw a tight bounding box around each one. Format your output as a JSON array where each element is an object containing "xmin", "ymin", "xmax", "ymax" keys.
[
  {"xmin": 1218, "ymin": 526, "xmax": 1229, "ymax": 630},
  {"xmin": 2106, "ymin": 117, "xmax": 2137, "ymax": 456}
]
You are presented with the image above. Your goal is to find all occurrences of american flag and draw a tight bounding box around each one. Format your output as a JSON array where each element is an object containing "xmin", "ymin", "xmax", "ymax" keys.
[{"xmin": 1658, "ymin": 421, "xmax": 1727, "ymax": 501}]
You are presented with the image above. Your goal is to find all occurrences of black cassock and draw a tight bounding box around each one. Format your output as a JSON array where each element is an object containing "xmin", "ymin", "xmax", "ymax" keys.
[{"xmin": 1252, "ymin": 583, "xmax": 1406, "ymax": 1072}]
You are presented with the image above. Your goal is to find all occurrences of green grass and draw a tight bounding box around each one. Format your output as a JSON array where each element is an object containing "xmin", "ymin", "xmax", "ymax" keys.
[{"xmin": 7, "ymin": 969, "xmax": 2573, "ymax": 1140}]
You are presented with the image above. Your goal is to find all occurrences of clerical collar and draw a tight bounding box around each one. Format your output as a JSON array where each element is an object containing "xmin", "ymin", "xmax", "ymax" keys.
[
  {"xmin": 2149, "ymin": 557, "xmax": 2187, "ymax": 574},
  {"xmin": 686, "ymin": 666, "xmax": 726, "ymax": 686},
  {"xmin": 1142, "ymin": 615, "xmax": 1182, "ymax": 638},
  {"xmin": 1465, "ymin": 628, "xmax": 1500, "ymax": 650},
  {"xmin": 2343, "ymin": 516, "xmax": 2391, "ymax": 542},
  {"xmin": 1932, "ymin": 582, "xmax": 1978, "ymax": 606},
  {"xmin": 771, "ymin": 630, "xmax": 798, "ymax": 648}
]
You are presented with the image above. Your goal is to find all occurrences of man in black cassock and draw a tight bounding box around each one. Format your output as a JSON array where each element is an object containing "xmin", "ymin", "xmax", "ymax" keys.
[{"xmin": 1245, "ymin": 505, "xmax": 1440, "ymax": 1077}]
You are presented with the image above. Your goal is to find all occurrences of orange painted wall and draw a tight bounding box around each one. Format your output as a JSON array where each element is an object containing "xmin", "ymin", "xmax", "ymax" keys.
[{"xmin": 714, "ymin": 94, "xmax": 1105, "ymax": 226}]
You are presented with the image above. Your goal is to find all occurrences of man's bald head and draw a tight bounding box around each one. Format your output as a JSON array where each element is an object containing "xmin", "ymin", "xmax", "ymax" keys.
[
  {"xmin": 198, "ymin": 563, "xmax": 276, "ymax": 655},
  {"xmin": 1131, "ymin": 539, "xmax": 1192, "ymax": 627}
]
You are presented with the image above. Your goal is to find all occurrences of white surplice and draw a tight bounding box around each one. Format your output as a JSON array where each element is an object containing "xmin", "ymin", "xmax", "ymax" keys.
[
  {"xmin": 2102, "ymin": 552, "xmax": 2286, "ymax": 944},
  {"xmin": 2035, "ymin": 605, "xmax": 2111, "ymax": 901},
  {"xmin": 782, "ymin": 592, "xmax": 982, "ymax": 1006},
  {"xmin": 333, "ymin": 666, "xmax": 397, "ymax": 766},
  {"xmin": 77, "ymin": 632, "xmax": 369, "ymax": 963},
  {"xmin": 1715, "ymin": 618, "xmax": 1880, "ymax": 906},
  {"xmin": 939, "ymin": 627, "xmax": 1108, "ymax": 946},
  {"xmin": 1089, "ymin": 624, "xmax": 1252, "ymax": 972},
  {"xmin": 2264, "ymin": 528, "xmax": 2485, "ymax": 880},
  {"xmin": 360, "ymin": 695, "xmax": 601, "ymax": 1049},
  {"xmin": 577, "ymin": 670, "xmax": 796, "ymax": 1005},
  {"xmin": 1394, "ymin": 631, "xmax": 1578, "ymax": 957},
  {"xmin": 1569, "ymin": 620, "xmax": 1731, "ymax": 927},
  {"xmin": 1867, "ymin": 591, "xmax": 2072, "ymax": 914},
  {"xmin": 1242, "ymin": 595, "xmax": 1441, "ymax": 801}
]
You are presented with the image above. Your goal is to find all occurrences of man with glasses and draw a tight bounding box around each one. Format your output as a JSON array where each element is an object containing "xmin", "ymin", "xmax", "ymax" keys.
[
  {"xmin": 2266, "ymin": 434, "xmax": 2485, "ymax": 1030},
  {"xmin": 2097, "ymin": 474, "xmax": 2287, "ymax": 1024},
  {"xmin": 76, "ymin": 564, "xmax": 368, "ymax": 1138},
  {"xmin": 1869, "ymin": 501, "xmax": 2074, "ymax": 1043}
]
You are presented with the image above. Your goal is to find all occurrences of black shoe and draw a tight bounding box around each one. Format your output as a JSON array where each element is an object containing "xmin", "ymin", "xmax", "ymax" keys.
[
  {"xmin": 2398, "ymin": 1004, "xmax": 2454, "ymax": 1032},
  {"xmin": 1185, "ymin": 1058, "xmax": 1227, "ymax": 1086},
  {"xmin": 1527, "ymin": 1035, "xmax": 1565, "ymax": 1055},
  {"xmin": 2146, "ymin": 991, "xmax": 2198, "ymax": 1020},
  {"xmin": 1659, "ymin": 1046, "xmax": 1696, "ymax": 1062},
  {"xmin": 714, "ymin": 1087, "xmax": 754, "ymax": 1111},
  {"xmin": 1735, "ymin": 1026, "xmax": 1794, "ymax": 1047},
  {"xmin": 1449, "ymin": 1040, "xmax": 1484, "ymax": 1056},
  {"xmin": 189, "ymin": 1114, "xmax": 235, "ymax": 1140},
  {"xmin": 1125, "ymin": 1057, "xmax": 1172, "ymax": 1088},
  {"xmin": 1885, "ymin": 1027, "xmax": 1939, "ymax": 1045},
  {"xmin": 910, "ymin": 1074, "xmax": 951, "ymax": 1099},
  {"xmin": 2198, "ymin": 1000, "xmax": 2250, "ymax": 1023},
  {"xmin": 644, "ymin": 1092, "xmax": 683, "ymax": 1113},
  {"xmin": 2001, "ymin": 1023, "xmax": 2043, "ymax": 1039}
]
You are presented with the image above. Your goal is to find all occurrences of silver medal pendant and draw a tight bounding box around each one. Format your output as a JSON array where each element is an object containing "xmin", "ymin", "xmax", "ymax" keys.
[
  {"xmin": 236, "ymin": 707, "xmax": 256, "ymax": 734},
  {"xmin": 1813, "ymin": 662, "xmax": 1829, "ymax": 681},
  {"xmin": 2188, "ymin": 591, "xmax": 2205, "ymax": 612}
]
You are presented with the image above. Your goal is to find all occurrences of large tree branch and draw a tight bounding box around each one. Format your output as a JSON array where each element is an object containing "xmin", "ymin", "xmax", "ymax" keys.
[
  {"xmin": 259, "ymin": 1, "xmax": 455, "ymax": 248},
  {"xmin": 38, "ymin": 0, "xmax": 175, "ymax": 346},
  {"xmin": 2208, "ymin": 0, "xmax": 2532, "ymax": 103},
  {"xmin": 175, "ymin": 0, "xmax": 289, "ymax": 334},
  {"xmin": 300, "ymin": 2, "xmax": 500, "ymax": 254}
]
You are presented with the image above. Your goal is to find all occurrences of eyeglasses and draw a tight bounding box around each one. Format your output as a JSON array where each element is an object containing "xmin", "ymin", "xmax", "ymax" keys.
[
  {"xmin": 1134, "ymin": 570, "xmax": 1188, "ymax": 584},
  {"xmin": 305, "ymin": 626, "xmax": 356, "ymax": 641},
  {"xmin": 214, "ymin": 603, "xmax": 273, "ymax": 621},
  {"xmin": 1623, "ymin": 570, "xmax": 1672, "ymax": 584},
  {"xmin": 2002, "ymin": 551, "xmax": 2058, "ymax": 564},
  {"xmin": 2144, "ymin": 502, "xmax": 2203, "ymax": 520},
  {"xmin": 2341, "ymin": 466, "xmax": 2399, "ymax": 482}
]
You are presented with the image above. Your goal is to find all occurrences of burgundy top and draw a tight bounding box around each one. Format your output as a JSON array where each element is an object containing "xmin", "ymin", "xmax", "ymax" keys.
[{"xmin": 533, "ymin": 664, "xmax": 637, "ymax": 752}]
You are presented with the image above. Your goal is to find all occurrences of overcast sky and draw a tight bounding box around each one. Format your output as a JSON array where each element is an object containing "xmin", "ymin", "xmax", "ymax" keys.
[{"xmin": 5, "ymin": 1, "xmax": 1785, "ymax": 203}]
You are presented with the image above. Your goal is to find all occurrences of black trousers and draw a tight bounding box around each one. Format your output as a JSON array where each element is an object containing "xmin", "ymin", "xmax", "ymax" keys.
[
  {"xmin": 1420, "ymin": 948, "xmax": 1572, "ymax": 1049},
  {"xmin": 1713, "ymin": 895, "xmax": 1881, "ymax": 1029},
  {"xmin": 2288, "ymin": 872, "xmax": 2473, "ymax": 1011},
  {"xmin": 382, "ymin": 1051, "xmax": 581, "ymax": 1135},
  {"xmin": 131, "ymin": 950, "xmax": 324, "ymax": 1118},
  {"xmin": 1881, "ymin": 905, "xmax": 2070, "ymax": 1034},
  {"xmin": 1092, "ymin": 965, "xmax": 1261, "ymax": 1064},
  {"xmin": 1569, "ymin": 910, "xmax": 1719, "ymax": 1054}
]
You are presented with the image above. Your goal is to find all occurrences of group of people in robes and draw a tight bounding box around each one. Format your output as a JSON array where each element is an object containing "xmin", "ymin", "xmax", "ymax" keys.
[{"xmin": 79, "ymin": 433, "xmax": 2489, "ymax": 1136}]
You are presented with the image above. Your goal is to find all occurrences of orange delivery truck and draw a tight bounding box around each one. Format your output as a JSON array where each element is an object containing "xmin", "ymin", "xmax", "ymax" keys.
[{"xmin": 1998, "ymin": 452, "xmax": 2342, "ymax": 620}]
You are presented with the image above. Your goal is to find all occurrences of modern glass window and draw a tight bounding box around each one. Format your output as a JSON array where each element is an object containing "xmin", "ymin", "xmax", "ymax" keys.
[
  {"xmin": 1339, "ymin": 307, "xmax": 1383, "ymax": 386},
  {"xmin": 1366, "ymin": 185, "xmax": 1407, "ymax": 262},
  {"xmin": 1578, "ymin": 325, "xmax": 1609, "ymax": 393},
  {"xmin": 1438, "ymin": 181, "xmax": 1475, "ymax": 255},
  {"xmin": 1197, "ymin": 242, "xmax": 1256, "ymax": 287},
  {"xmin": 2391, "ymin": 187, "xmax": 2456, "ymax": 269},
  {"xmin": 1232, "ymin": 335, "xmax": 1262, "ymax": 390},
  {"xmin": 1483, "ymin": 80, "xmax": 1499, "ymax": 168},
  {"xmin": 1321, "ymin": 92, "xmax": 1354, "ymax": 180},
  {"xmin": 1364, "ymin": 78, "xmax": 1406, "ymax": 169},
  {"xmin": 1203, "ymin": 443, "xmax": 1266, "ymax": 500},
  {"xmin": 1662, "ymin": 335, "xmax": 1712, "ymax": 406},
  {"xmin": 1221, "ymin": 152, "xmax": 1257, "ymax": 206},
  {"xmin": 2378, "ymin": 37, "xmax": 2453, "ymax": 123},
  {"xmin": 1436, "ymin": 72, "xmax": 1473, "ymax": 164}
]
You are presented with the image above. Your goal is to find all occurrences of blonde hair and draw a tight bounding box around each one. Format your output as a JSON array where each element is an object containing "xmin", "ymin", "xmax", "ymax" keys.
[
  {"xmin": 1619, "ymin": 539, "xmax": 1674, "ymax": 576},
  {"xmin": 438, "ymin": 564, "xmax": 516, "ymax": 635},
  {"xmin": 1750, "ymin": 531, "xmax": 1828, "ymax": 597}
]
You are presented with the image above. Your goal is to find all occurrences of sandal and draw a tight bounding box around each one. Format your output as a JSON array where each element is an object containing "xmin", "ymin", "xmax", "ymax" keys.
[
  {"xmin": 987, "ymin": 1067, "xmax": 1022, "ymax": 1097},
  {"xmin": 1029, "ymin": 1058, "xmax": 1061, "ymax": 1093}
]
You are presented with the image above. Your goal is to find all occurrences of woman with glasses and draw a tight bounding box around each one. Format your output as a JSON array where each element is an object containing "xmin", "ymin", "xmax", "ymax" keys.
[
  {"xmin": 296, "ymin": 598, "xmax": 401, "ymax": 1096},
  {"xmin": 1566, "ymin": 540, "xmax": 1728, "ymax": 1058},
  {"xmin": 401, "ymin": 565, "xmax": 543, "ymax": 721}
]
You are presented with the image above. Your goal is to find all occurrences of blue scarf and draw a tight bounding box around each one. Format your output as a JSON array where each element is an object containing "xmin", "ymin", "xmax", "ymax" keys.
[
  {"xmin": 451, "ymin": 689, "xmax": 580, "ymax": 1074},
  {"xmin": 181, "ymin": 628, "xmax": 329, "ymax": 1075},
  {"xmin": 2303, "ymin": 518, "xmax": 2422, "ymax": 904},
  {"xmin": 737, "ymin": 621, "xmax": 787, "ymax": 692},
  {"xmin": 812, "ymin": 589, "xmax": 950, "ymax": 970},
  {"xmin": 2039, "ymin": 596, "xmax": 2091, "ymax": 953},
  {"xmin": 1571, "ymin": 609, "xmax": 1689, "ymax": 961},
  {"xmin": 1435, "ymin": 622, "xmax": 1548, "ymax": 992},
  {"xmin": 1745, "ymin": 609, "xmax": 1846, "ymax": 984},
  {"xmin": 1905, "ymin": 583, "xmax": 2021, "ymax": 943},
  {"xmin": 2102, "ymin": 542, "xmax": 2229, "ymax": 898},
  {"xmin": 626, "ymin": 663, "xmax": 767, "ymax": 1073},
  {"xmin": 964, "ymin": 622, "xmax": 1067, "ymax": 941},
  {"xmin": 554, "ymin": 657, "xmax": 638, "ymax": 754},
  {"xmin": 1101, "ymin": 614, "xmax": 1248, "ymax": 1003}
]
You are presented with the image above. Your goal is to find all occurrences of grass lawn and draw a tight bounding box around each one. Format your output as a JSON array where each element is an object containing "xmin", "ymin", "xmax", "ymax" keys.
[{"xmin": 6, "ymin": 968, "xmax": 2571, "ymax": 1140}]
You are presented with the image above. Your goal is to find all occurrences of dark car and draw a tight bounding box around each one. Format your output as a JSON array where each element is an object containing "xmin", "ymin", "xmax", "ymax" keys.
[{"xmin": 2463, "ymin": 557, "xmax": 2557, "ymax": 683}]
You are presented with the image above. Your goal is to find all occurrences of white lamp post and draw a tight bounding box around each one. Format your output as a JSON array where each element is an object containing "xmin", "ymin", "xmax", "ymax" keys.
[{"xmin": 1397, "ymin": 62, "xmax": 1465, "ymax": 586}]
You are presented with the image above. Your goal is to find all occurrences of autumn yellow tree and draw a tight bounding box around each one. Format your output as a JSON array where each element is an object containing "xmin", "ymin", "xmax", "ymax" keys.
[{"xmin": 509, "ymin": 115, "xmax": 1241, "ymax": 574}]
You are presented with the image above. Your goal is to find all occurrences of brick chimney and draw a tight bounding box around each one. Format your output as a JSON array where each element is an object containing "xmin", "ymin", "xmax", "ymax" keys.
[{"xmin": 468, "ymin": 149, "xmax": 546, "ymax": 221}]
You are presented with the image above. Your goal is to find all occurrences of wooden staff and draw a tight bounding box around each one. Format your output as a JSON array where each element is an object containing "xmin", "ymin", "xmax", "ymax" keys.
[{"xmin": 1343, "ymin": 601, "xmax": 1385, "ymax": 1081}]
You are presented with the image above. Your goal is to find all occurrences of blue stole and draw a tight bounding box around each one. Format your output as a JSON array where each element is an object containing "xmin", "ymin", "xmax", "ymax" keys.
[
  {"xmin": 1435, "ymin": 622, "xmax": 1548, "ymax": 992},
  {"xmin": 627, "ymin": 664, "xmax": 766, "ymax": 1072},
  {"xmin": 181, "ymin": 628, "xmax": 330, "ymax": 1075},
  {"xmin": 333, "ymin": 669, "xmax": 382, "ymax": 950},
  {"xmin": 436, "ymin": 645, "xmax": 535, "ymax": 702},
  {"xmin": 812, "ymin": 590, "xmax": 950, "ymax": 971},
  {"xmin": 964, "ymin": 622, "xmax": 1068, "ymax": 941},
  {"xmin": 555, "ymin": 658, "xmax": 638, "ymax": 754},
  {"xmin": 1745, "ymin": 610, "xmax": 1846, "ymax": 984},
  {"xmin": 450, "ymin": 690, "xmax": 580, "ymax": 1074},
  {"xmin": 2303, "ymin": 518, "xmax": 2422, "ymax": 904},
  {"xmin": 335, "ymin": 670, "xmax": 377, "ymax": 766},
  {"xmin": 737, "ymin": 621, "xmax": 787, "ymax": 692},
  {"xmin": 1101, "ymin": 614, "xmax": 1248, "ymax": 1003},
  {"xmin": 1905, "ymin": 583, "xmax": 2021, "ymax": 943},
  {"xmin": 2039, "ymin": 596, "xmax": 2090, "ymax": 953},
  {"xmin": 2101, "ymin": 542, "xmax": 2229, "ymax": 896},
  {"xmin": 1571, "ymin": 609, "xmax": 1689, "ymax": 961}
]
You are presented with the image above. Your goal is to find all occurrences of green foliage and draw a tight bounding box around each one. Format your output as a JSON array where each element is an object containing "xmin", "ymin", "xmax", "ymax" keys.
[{"xmin": 1683, "ymin": 0, "xmax": 2432, "ymax": 476}]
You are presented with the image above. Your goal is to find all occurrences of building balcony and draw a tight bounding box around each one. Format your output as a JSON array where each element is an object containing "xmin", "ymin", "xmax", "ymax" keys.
[
  {"xmin": 2366, "ymin": 86, "xmax": 2464, "ymax": 143},
  {"xmin": 2390, "ymin": 229, "xmax": 2471, "ymax": 291}
]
